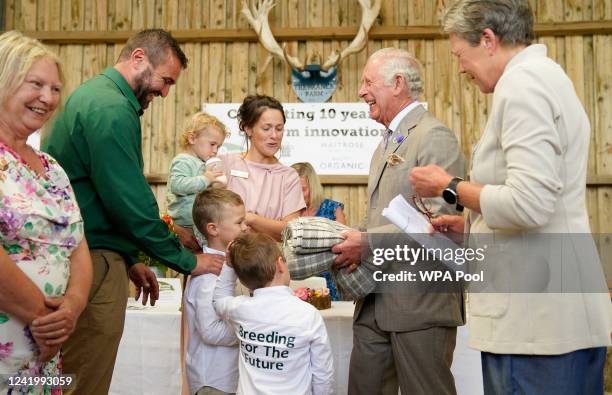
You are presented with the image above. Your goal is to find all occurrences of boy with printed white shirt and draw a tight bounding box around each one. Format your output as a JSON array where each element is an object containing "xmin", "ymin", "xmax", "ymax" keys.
[
  {"xmin": 185, "ymin": 185, "xmax": 249, "ymax": 395},
  {"xmin": 213, "ymin": 233, "xmax": 334, "ymax": 395}
]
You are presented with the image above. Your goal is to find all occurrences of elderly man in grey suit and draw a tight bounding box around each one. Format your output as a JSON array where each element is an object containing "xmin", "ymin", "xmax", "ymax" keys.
[{"xmin": 332, "ymin": 48, "xmax": 466, "ymax": 394}]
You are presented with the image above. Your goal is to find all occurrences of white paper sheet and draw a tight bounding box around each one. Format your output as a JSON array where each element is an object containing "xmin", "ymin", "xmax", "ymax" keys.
[{"xmin": 382, "ymin": 194, "xmax": 462, "ymax": 270}]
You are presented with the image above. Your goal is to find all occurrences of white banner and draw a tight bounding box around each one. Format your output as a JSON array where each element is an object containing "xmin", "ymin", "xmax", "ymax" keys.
[{"xmin": 202, "ymin": 102, "xmax": 386, "ymax": 175}]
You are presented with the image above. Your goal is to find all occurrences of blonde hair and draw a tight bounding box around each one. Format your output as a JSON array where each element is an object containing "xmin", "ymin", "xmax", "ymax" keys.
[
  {"xmin": 228, "ymin": 233, "xmax": 282, "ymax": 290},
  {"xmin": 0, "ymin": 31, "xmax": 63, "ymax": 108},
  {"xmin": 291, "ymin": 162, "xmax": 323, "ymax": 211},
  {"xmin": 179, "ymin": 111, "xmax": 229, "ymax": 150}
]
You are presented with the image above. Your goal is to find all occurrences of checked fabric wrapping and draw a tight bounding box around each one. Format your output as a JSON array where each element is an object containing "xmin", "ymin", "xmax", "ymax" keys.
[{"xmin": 281, "ymin": 217, "xmax": 376, "ymax": 300}]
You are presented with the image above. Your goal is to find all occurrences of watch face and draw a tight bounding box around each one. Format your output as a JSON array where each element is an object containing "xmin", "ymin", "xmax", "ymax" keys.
[{"xmin": 443, "ymin": 188, "xmax": 457, "ymax": 204}]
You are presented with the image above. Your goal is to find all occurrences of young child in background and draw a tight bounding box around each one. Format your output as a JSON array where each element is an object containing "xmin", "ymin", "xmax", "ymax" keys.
[
  {"xmin": 185, "ymin": 185, "xmax": 249, "ymax": 395},
  {"xmin": 291, "ymin": 162, "xmax": 346, "ymax": 301},
  {"xmin": 167, "ymin": 112, "xmax": 229, "ymax": 246},
  {"xmin": 213, "ymin": 233, "xmax": 335, "ymax": 395}
]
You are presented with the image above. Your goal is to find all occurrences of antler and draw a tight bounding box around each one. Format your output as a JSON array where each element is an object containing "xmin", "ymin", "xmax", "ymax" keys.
[
  {"xmin": 241, "ymin": 0, "xmax": 305, "ymax": 70},
  {"xmin": 321, "ymin": 0, "xmax": 381, "ymax": 71}
]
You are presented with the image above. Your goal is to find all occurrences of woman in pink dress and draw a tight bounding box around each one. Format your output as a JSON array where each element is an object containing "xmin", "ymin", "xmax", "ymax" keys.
[{"xmin": 221, "ymin": 95, "xmax": 305, "ymax": 240}]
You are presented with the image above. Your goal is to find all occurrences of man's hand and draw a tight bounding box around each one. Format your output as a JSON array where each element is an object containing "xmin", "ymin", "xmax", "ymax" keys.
[
  {"xmin": 128, "ymin": 263, "xmax": 160, "ymax": 306},
  {"xmin": 174, "ymin": 224, "xmax": 201, "ymax": 252},
  {"xmin": 331, "ymin": 230, "xmax": 365, "ymax": 272},
  {"xmin": 410, "ymin": 165, "xmax": 453, "ymax": 198},
  {"xmin": 30, "ymin": 295, "xmax": 84, "ymax": 346},
  {"xmin": 192, "ymin": 253, "xmax": 225, "ymax": 276}
]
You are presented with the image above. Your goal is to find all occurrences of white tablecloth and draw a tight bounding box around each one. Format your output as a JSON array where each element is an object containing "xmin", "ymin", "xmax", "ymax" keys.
[
  {"xmin": 109, "ymin": 303, "xmax": 182, "ymax": 395},
  {"xmin": 110, "ymin": 301, "xmax": 483, "ymax": 395},
  {"xmin": 315, "ymin": 302, "xmax": 483, "ymax": 395}
]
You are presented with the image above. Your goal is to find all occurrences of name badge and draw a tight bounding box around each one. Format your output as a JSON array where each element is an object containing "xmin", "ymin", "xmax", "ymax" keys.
[{"xmin": 230, "ymin": 169, "xmax": 249, "ymax": 179}]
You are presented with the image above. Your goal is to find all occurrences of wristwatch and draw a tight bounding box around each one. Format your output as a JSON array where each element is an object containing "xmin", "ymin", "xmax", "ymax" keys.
[{"xmin": 442, "ymin": 177, "xmax": 464, "ymax": 212}]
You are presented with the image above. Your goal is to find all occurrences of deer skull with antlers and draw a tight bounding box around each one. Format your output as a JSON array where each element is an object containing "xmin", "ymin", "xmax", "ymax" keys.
[{"xmin": 242, "ymin": 0, "xmax": 381, "ymax": 73}]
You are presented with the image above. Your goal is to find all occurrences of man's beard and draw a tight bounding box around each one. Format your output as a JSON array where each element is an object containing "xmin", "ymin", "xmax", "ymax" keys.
[{"xmin": 133, "ymin": 67, "xmax": 156, "ymax": 109}]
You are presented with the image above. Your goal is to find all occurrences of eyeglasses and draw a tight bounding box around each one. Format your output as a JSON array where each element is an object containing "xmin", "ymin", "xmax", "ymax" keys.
[{"xmin": 412, "ymin": 195, "xmax": 434, "ymax": 223}]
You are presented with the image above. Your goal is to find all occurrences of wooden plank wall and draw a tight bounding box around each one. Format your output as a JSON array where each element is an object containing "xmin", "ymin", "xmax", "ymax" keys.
[{"xmin": 4, "ymin": 1, "xmax": 611, "ymax": 236}]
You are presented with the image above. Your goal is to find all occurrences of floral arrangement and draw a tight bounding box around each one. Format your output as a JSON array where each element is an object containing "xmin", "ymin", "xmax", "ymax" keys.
[
  {"xmin": 293, "ymin": 287, "xmax": 332, "ymax": 310},
  {"xmin": 293, "ymin": 287, "xmax": 309, "ymax": 301}
]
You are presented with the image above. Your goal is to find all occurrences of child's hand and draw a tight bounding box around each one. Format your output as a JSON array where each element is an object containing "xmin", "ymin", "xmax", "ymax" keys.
[{"xmin": 203, "ymin": 169, "xmax": 224, "ymax": 183}]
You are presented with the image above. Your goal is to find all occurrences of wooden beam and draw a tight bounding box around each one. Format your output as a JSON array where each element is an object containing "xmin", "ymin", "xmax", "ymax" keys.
[
  {"xmin": 17, "ymin": 21, "xmax": 612, "ymax": 45},
  {"xmin": 319, "ymin": 175, "xmax": 368, "ymax": 184},
  {"xmin": 587, "ymin": 175, "xmax": 612, "ymax": 186},
  {"xmin": 145, "ymin": 173, "xmax": 368, "ymax": 185},
  {"xmin": 146, "ymin": 173, "xmax": 612, "ymax": 186},
  {"xmin": 146, "ymin": 173, "xmax": 169, "ymax": 184},
  {"xmin": 534, "ymin": 21, "xmax": 612, "ymax": 37}
]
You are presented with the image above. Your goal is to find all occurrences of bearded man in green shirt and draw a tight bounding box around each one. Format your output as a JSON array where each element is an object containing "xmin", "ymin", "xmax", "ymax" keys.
[{"xmin": 42, "ymin": 29, "xmax": 224, "ymax": 395}]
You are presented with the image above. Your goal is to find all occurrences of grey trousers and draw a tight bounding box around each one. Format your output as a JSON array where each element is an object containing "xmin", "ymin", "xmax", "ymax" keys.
[{"xmin": 348, "ymin": 295, "xmax": 458, "ymax": 395}]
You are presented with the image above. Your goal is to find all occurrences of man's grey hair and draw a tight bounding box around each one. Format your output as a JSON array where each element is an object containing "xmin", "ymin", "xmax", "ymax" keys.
[
  {"xmin": 443, "ymin": 0, "xmax": 534, "ymax": 46},
  {"xmin": 369, "ymin": 48, "xmax": 424, "ymax": 99}
]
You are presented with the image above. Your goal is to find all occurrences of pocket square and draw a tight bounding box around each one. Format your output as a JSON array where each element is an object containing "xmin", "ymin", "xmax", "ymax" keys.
[{"xmin": 386, "ymin": 153, "xmax": 406, "ymax": 166}]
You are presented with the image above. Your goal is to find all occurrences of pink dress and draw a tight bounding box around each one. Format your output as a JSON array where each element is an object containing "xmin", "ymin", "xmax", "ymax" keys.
[{"xmin": 220, "ymin": 153, "xmax": 305, "ymax": 220}]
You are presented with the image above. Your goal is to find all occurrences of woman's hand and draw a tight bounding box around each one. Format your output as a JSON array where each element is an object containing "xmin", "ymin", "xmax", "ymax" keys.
[
  {"xmin": 430, "ymin": 215, "xmax": 465, "ymax": 245},
  {"xmin": 29, "ymin": 294, "xmax": 85, "ymax": 346},
  {"xmin": 31, "ymin": 330, "xmax": 60, "ymax": 363}
]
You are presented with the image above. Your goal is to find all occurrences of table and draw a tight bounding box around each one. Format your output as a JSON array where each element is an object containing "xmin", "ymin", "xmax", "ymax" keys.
[
  {"xmin": 316, "ymin": 302, "xmax": 483, "ymax": 395},
  {"xmin": 110, "ymin": 301, "xmax": 483, "ymax": 394},
  {"xmin": 109, "ymin": 279, "xmax": 184, "ymax": 395}
]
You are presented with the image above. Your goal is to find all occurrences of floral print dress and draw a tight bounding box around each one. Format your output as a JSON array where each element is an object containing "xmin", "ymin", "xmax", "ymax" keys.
[{"xmin": 0, "ymin": 142, "xmax": 83, "ymax": 394}]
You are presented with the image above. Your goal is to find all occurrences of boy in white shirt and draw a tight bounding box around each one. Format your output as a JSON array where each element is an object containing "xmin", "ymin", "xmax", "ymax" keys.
[
  {"xmin": 213, "ymin": 233, "xmax": 335, "ymax": 395},
  {"xmin": 185, "ymin": 185, "xmax": 249, "ymax": 395}
]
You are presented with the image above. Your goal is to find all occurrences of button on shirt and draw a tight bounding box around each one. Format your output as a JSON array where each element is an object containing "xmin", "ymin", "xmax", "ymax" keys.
[
  {"xmin": 42, "ymin": 67, "xmax": 195, "ymax": 273},
  {"xmin": 185, "ymin": 247, "xmax": 238, "ymax": 393},
  {"xmin": 213, "ymin": 266, "xmax": 334, "ymax": 395}
]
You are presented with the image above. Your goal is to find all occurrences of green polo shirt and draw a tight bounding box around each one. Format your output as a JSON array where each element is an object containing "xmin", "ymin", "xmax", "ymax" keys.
[{"xmin": 42, "ymin": 67, "xmax": 196, "ymax": 274}]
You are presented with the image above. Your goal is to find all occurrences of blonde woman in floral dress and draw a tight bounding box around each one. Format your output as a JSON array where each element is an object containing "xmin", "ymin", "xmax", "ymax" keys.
[{"xmin": 0, "ymin": 31, "xmax": 92, "ymax": 394}]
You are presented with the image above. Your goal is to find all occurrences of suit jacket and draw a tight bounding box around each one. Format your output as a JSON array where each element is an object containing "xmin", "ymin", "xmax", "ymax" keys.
[
  {"xmin": 466, "ymin": 44, "xmax": 612, "ymax": 355},
  {"xmin": 356, "ymin": 104, "xmax": 466, "ymax": 332}
]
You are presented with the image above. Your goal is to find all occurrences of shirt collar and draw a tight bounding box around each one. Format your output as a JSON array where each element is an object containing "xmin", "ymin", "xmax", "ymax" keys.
[
  {"xmin": 203, "ymin": 246, "xmax": 226, "ymax": 256},
  {"xmin": 388, "ymin": 100, "xmax": 422, "ymax": 133},
  {"xmin": 504, "ymin": 44, "xmax": 546, "ymax": 74},
  {"xmin": 101, "ymin": 67, "xmax": 143, "ymax": 116},
  {"xmin": 252, "ymin": 285, "xmax": 293, "ymax": 297}
]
